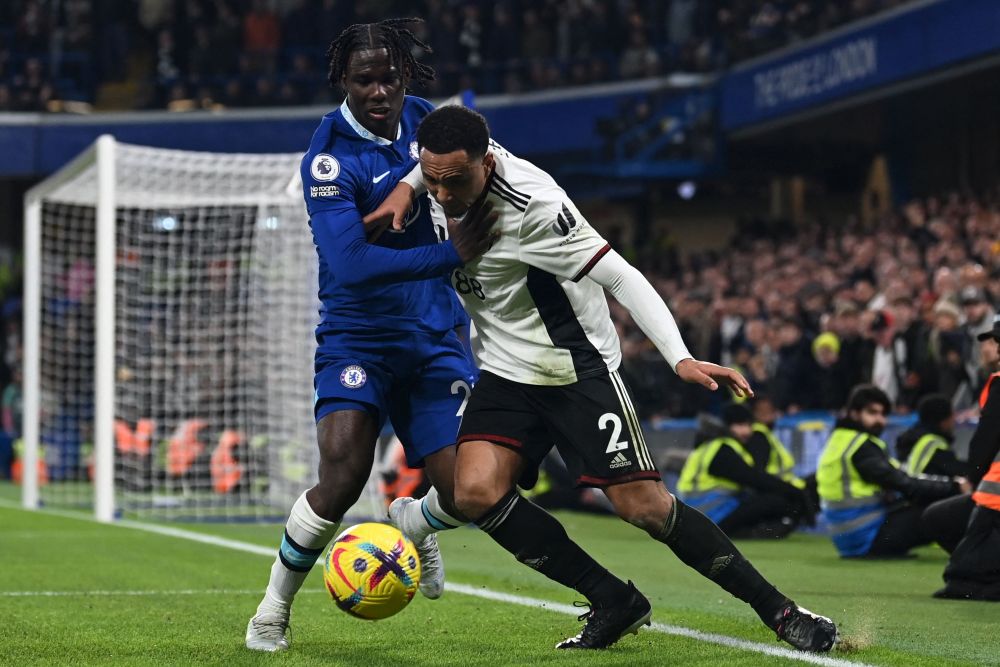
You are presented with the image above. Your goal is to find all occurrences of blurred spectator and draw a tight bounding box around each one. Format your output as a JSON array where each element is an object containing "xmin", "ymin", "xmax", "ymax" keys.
[
  {"xmin": 812, "ymin": 332, "xmax": 849, "ymax": 410},
  {"xmin": 520, "ymin": 9, "xmax": 551, "ymax": 61},
  {"xmin": 961, "ymin": 286, "xmax": 996, "ymax": 375},
  {"xmin": 866, "ymin": 310, "xmax": 906, "ymax": 406},
  {"xmin": 2, "ymin": 366, "xmax": 22, "ymax": 439},
  {"xmin": 772, "ymin": 319, "xmax": 814, "ymax": 412},
  {"xmin": 12, "ymin": 57, "xmax": 50, "ymax": 111},
  {"xmin": 243, "ymin": 0, "xmax": 282, "ymax": 73},
  {"xmin": 15, "ymin": 0, "xmax": 50, "ymax": 52},
  {"xmin": 619, "ymin": 29, "xmax": 660, "ymax": 80}
]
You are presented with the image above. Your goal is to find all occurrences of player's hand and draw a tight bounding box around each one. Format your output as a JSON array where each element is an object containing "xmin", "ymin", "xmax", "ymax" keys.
[
  {"xmin": 675, "ymin": 358, "xmax": 754, "ymax": 398},
  {"xmin": 956, "ymin": 476, "xmax": 973, "ymax": 494},
  {"xmin": 448, "ymin": 201, "xmax": 500, "ymax": 264},
  {"xmin": 362, "ymin": 182, "xmax": 415, "ymax": 242}
]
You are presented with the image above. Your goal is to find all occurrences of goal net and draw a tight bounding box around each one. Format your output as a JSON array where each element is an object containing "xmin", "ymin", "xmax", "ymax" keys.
[{"xmin": 22, "ymin": 136, "xmax": 384, "ymax": 522}]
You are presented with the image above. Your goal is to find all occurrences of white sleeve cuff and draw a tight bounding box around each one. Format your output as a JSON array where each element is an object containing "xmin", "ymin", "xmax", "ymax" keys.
[
  {"xmin": 587, "ymin": 248, "xmax": 694, "ymax": 372},
  {"xmin": 401, "ymin": 164, "xmax": 427, "ymax": 197}
]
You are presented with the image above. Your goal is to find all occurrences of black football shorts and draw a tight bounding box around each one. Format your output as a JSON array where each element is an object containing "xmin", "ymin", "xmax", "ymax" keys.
[{"xmin": 457, "ymin": 369, "xmax": 660, "ymax": 487}]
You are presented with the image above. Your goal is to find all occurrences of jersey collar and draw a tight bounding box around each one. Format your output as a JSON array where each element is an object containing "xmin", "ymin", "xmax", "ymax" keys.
[{"xmin": 339, "ymin": 99, "xmax": 402, "ymax": 146}]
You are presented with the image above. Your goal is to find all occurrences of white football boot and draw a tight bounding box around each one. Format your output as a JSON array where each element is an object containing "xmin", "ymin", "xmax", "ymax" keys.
[
  {"xmin": 245, "ymin": 609, "xmax": 290, "ymax": 652},
  {"xmin": 388, "ymin": 496, "xmax": 445, "ymax": 599}
]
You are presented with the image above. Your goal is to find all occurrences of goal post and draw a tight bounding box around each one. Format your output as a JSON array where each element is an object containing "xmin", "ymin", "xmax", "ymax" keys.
[
  {"xmin": 94, "ymin": 134, "xmax": 116, "ymax": 523},
  {"xmin": 21, "ymin": 135, "xmax": 384, "ymax": 522}
]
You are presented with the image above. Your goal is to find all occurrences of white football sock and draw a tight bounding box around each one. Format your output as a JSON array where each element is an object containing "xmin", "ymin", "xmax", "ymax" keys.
[
  {"xmin": 399, "ymin": 487, "xmax": 465, "ymax": 543},
  {"xmin": 257, "ymin": 492, "xmax": 340, "ymax": 615}
]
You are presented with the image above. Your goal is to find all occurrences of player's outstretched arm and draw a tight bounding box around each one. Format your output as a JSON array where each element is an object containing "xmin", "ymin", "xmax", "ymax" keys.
[
  {"xmin": 362, "ymin": 167, "xmax": 426, "ymax": 237},
  {"xmin": 675, "ymin": 359, "xmax": 753, "ymax": 398},
  {"xmin": 587, "ymin": 248, "xmax": 753, "ymax": 398},
  {"xmin": 313, "ymin": 206, "xmax": 462, "ymax": 287},
  {"xmin": 362, "ymin": 182, "xmax": 413, "ymax": 241}
]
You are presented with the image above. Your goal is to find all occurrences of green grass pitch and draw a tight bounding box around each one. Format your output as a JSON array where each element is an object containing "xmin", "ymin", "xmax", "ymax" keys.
[{"xmin": 0, "ymin": 490, "xmax": 996, "ymax": 666}]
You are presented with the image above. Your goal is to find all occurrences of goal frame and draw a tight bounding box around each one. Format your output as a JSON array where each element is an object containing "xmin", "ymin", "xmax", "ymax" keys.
[{"xmin": 23, "ymin": 135, "xmax": 117, "ymax": 521}]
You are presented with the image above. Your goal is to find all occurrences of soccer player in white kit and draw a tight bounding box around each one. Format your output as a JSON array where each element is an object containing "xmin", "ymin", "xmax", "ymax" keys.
[{"xmin": 383, "ymin": 105, "xmax": 839, "ymax": 652}]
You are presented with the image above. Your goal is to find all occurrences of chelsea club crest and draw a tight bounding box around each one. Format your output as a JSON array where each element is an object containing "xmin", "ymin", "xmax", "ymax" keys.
[
  {"xmin": 340, "ymin": 364, "xmax": 367, "ymax": 389},
  {"xmin": 409, "ymin": 141, "xmax": 419, "ymax": 161}
]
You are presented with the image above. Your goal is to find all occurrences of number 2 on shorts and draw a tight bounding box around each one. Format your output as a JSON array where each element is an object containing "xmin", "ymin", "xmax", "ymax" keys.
[
  {"xmin": 451, "ymin": 380, "xmax": 471, "ymax": 417},
  {"xmin": 599, "ymin": 412, "xmax": 629, "ymax": 453}
]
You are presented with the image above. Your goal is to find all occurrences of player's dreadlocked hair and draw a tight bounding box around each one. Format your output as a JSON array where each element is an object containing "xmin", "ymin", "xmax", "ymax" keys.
[{"xmin": 325, "ymin": 18, "xmax": 435, "ymax": 90}]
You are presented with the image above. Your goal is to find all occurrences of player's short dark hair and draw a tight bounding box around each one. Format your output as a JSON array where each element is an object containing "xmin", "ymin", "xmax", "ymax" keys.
[
  {"xmin": 917, "ymin": 393, "xmax": 952, "ymax": 426},
  {"xmin": 417, "ymin": 106, "xmax": 490, "ymax": 159},
  {"xmin": 845, "ymin": 384, "xmax": 891, "ymax": 414},
  {"xmin": 326, "ymin": 18, "xmax": 434, "ymax": 90}
]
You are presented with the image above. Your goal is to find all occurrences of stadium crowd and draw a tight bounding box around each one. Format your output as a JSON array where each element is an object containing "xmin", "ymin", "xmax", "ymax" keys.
[
  {"xmin": 614, "ymin": 189, "xmax": 1000, "ymax": 420},
  {"xmin": 2, "ymin": 186, "xmax": 997, "ymax": 462},
  {"xmin": 0, "ymin": 0, "xmax": 917, "ymax": 112}
]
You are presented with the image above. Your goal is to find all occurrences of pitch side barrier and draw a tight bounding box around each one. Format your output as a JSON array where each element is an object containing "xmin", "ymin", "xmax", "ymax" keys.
[
  {"xmin": 720, "ymin": 0, "xmax": 1000, "ymax": 133},
  {"xmin": 644, "ymin": 411, "xmax": 977, "ymax": 481}
]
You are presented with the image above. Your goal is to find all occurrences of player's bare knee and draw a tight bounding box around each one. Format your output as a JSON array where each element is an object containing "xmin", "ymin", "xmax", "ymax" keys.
[
  {"xmin": 454, "ymin": 479, "xmax": 503, "ymax": 521},
  {"xmin": 608, "ymin": 483, "xmax": 672, "ymax": 534},
  {"xmin": 434, "ymin": 485, "xmax": 469, "ymax": 522},
  {"xmin": 615, "ymin": 504, "xmax": 664, "ymax": 534},
  {"xmin": 310, "ymin": 459, "xmax": 371, "ymax": 520},
  {"xmin": 305, "ymin": 483, "xmax": 355, "ymax": 522}
]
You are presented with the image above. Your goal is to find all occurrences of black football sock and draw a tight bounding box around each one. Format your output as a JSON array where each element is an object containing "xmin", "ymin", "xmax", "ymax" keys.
[
  {"xmin": 476, "ymin": 488, "xmax": 631, "ymax": 607},
  {"xmin": 656, "ymin": 496, "xmax": 789, "ymax": 626}
]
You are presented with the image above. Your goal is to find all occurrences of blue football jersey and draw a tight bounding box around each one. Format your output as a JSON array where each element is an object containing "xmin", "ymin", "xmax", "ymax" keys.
[{"xmin": 302, "ymin": 96, "xmax": 466, "ymax": 336}]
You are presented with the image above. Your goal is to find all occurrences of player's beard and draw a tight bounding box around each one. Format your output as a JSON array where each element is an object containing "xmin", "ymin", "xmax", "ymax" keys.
[
  {"xmin": 443, "ymin": 201, "xmax": 470, "ymax": 218},
  {"xmin": 448, "ymin": 174, "xmax": 493, "ymax": 220}
]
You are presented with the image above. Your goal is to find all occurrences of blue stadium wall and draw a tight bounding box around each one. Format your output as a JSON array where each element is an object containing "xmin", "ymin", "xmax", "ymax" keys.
[
  {"xmin": 0, "ymin": 77, "xmax": 698, "ymax": 178},
  {"xmin": 720, "ymin": 0, "xmax": 1000, "ymax": 132}
]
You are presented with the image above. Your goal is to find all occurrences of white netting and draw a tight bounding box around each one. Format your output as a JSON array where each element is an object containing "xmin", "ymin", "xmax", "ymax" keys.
[{"xmin": 29, "ymin": 140, "xmax": 383, "ymax": 521}]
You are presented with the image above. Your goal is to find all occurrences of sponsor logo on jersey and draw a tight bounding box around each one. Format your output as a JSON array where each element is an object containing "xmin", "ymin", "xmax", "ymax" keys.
[
  {"xmin": 310, "ymin": 185, "xmax": 341, "ymax": 198},
  {"xmin": 409, "ymin": 141, "xmax": 419, "ymax": 160},
  {"xmin": 372, "ymin": 170, "xmax": 391, "ymax": 184},
  {"xmin": 609, "ymin": 451, "xmax": 632, "ymax": 469},
  {"xmin": 551, "ymin": 203, "xmax": 579, "ymax": 236},
  {"xmin": 340, "ymin": 364, "xmax": 367, "ymax": 388},
  {"xmin": 311, "ymin": 153, "xmax": 340, "ymax": 182}
]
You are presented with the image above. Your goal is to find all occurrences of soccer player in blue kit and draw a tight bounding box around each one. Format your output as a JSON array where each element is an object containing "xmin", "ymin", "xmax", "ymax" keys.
[{"xmin": 245, "ymin": 19, "xmax": 501, "ymax": 651}]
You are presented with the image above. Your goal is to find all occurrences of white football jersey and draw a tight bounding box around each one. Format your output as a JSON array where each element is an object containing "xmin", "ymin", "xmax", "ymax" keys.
[{"xmin": 439, "ymin": 141, "xmax": 622, "ymax": 386}]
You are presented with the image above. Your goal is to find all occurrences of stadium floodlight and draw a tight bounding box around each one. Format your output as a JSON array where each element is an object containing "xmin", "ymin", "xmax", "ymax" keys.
[{"xmin": 21, "ymin": 135, "xmax": 383, "ymax": 523}]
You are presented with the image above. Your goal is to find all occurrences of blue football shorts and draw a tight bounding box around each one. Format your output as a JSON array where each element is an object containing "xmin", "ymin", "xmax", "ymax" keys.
[{"xmin": 313, "ymin": 327, "xmax": 477, "ymax": 467}]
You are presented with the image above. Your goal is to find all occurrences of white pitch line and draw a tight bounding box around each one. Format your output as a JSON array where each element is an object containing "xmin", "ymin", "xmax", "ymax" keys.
[
  {"xmin": 0, "ymin": 589, "xmax": 328, "ymax": 598},
  {"xmin": 0, "ymin": 502, "xmax": 873, "ymax": 667},
  {"xmin": 445, "ymin": 582, "xmax": 871, "ymax": 667},
  {"xmin": 1, "ymin": 589, "xmax": 260, "ymax": 597}
]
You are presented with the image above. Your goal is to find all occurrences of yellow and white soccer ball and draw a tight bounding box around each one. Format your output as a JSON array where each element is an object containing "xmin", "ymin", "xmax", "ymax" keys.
[{"xmin": 323, "ymin": 522, "xmax": 421, "ymax": 620}]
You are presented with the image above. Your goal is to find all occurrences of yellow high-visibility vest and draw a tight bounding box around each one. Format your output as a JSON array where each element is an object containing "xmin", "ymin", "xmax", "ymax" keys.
[
  {"xmin": 753, "ymin": 422, "xmax": 806, "ymax": 489},
  {"xmin": 817, "ymin": 428, "xmax": 896, "ymax": 508},
  {"xmin": 904, "ymin": 434, "xmax": 948, "ymax": 476},
  {"xmin": 678, "ymin": 437, "xmax": 754, "ymax": 495}
]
